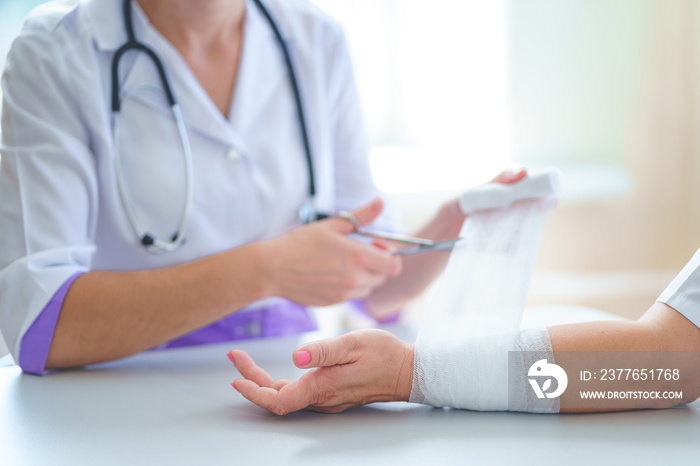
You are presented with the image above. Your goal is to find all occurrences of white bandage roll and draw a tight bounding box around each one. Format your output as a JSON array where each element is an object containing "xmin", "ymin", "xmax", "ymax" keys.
[
  {"xmin": 410, "ymin": 169, "xmax": 560, "ymax": 412},
  {"xmin": 508, "ymin": 327, "xmax": 559, "ymax": 413},
  {"xmin": 459, "ymin": 168, "xmax": 562, "ymax": 214}
]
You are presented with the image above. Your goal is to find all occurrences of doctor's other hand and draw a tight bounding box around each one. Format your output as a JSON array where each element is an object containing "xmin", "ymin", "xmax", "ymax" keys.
[
  {"xmin": 229, "ymin": 329, "xmax": 414, "ymax": 415},
  {"xmin": 490, "ymin": 167, "xmax": 527, "ymax": 185},
  {"xmin": 436, "ymin": 167, "xmax": 528, "ymax": 237},
  {"xmin": 260, "ymin": 199, "xmax": 402, "ymax": 306}
]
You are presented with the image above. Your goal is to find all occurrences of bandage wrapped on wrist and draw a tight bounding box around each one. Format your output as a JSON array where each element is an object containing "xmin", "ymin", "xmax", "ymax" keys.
[{"xmin": 410, "ymin": 168, "xmax": 562, "ymax": 413}]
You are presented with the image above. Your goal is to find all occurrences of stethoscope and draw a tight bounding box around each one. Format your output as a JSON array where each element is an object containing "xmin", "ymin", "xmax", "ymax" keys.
[{"xmin": 112, "ymin": 0, "xmax": 326, "ymax": 254}]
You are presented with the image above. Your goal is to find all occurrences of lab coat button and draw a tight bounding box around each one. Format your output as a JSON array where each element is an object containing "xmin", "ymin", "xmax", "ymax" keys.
[
  {"xmin": 247, "ymin": 322, "xmax": 262, "ymax": 337},
  {"xmin": 226, "ymin": 147, "xmax": 242, "ymax": 161}
]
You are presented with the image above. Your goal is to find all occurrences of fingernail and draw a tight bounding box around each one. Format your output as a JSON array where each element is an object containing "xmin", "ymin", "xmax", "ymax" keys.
[
  {"xmin": 231, "ymin": 383, "xmax": 240, "ymax": 392},
  {"xmin": 297, "ymin": 350, "xmax": 311, "ymax": 367},
  {"xmin": 372, "ymin": 238, "xmax": 389, "ymax": 250},
  {"xmin": 227, "ymin": 353, "xmax": 236, "ymax": 366}
]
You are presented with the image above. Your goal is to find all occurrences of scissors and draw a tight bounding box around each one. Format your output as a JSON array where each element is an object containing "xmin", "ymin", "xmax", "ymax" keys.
[{"xmin": 338, "ymin": 211, "xmax": 461, "ymax": 256}]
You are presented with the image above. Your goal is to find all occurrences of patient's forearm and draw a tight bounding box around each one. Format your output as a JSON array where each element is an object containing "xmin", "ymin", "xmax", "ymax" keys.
[
  {"xmin": 549, "ymin": 320, "xmax": 663, "ymax": 352},
  {"xmin": 548, "ymin": 303, "xmax": 700, "ymax": 412}
]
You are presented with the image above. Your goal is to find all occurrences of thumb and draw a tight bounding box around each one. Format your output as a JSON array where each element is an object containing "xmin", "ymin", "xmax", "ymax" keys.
[
  {"xmin": 293, "ymin": 334, "xmax": 356, "ymax": 368},
  {"xmin": 326, "ymin": 198, "xmax": 385, "ymax": 234}
]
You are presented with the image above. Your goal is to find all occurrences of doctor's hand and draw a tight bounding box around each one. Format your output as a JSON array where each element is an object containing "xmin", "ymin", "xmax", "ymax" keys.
[
  {"xmin": 260, "ymin": 199, "xmax": 402, "ymax": 306},
  {"xmin": 490, "ymin": 167, "xmax": 527, "ymax": 185},
  {"xmin": 228, "ymin": 329, "xmax": 414, "ymax": 415},
  {"xmin": 442, "ymin": 167, "xmax": 528, "ymax": 225},
  {"xmin": 402, "ymin": 167, "xmax": 529, "ymax": 255}
]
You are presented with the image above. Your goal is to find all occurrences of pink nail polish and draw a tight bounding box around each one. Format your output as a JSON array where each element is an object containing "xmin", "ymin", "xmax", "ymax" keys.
[
  {"xmin": 297, "ymin": 350, "xmax": 311, "ymax": 367},
  {"xmin": 231, "ymin": 383, "xmax": 240, "ymax": 392},
  {"xmin": 227, "ymin": 353, "xmax": 236, "ymax": 366}
]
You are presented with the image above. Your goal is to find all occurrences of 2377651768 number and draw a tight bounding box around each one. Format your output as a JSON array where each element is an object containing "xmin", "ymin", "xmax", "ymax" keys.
[{"xmin": 599, "ymin": 368, "xmax": 680, "ymax": 381}]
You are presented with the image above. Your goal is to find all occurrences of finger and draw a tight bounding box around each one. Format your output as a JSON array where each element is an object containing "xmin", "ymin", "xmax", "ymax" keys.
[
  {"xmin": 233, "ymin": 379, "xmax": 282, "ymax": 411},
  {"xmin": 343, "ymin": 285, "xmax": 374, "ymax": 301},
  {"xmin": 293, "ymin": 333, "xmax": 359, "ymax": 369},
  {"xmin": 371, "ymin": 239, "xmax": 403, "ymax": 275},
  {"xmin": 343, "ymin": 272, "xmax": 390, "ymax": 300},
  {"xmin": 491, "ymin": 167, "xmax": 526, "ymax": 184},
  {"xmin": 349, "ymin": 197, "xmax": 384, "ymax": 227},
  {"xmin": 273, "ymin": 379, "xmax": 293, "ymax": 390},
  {"xmin": 231, "ymin": 379, "xmax": 297, "ymax": 400},
  {"xmin": 371, "ymin": 238, "xmax": 392, "ymax": 251},
  {"xmin": 229, "ymin": 349, "xmax": 276, "ymax": 388},
  {"xmin": 325, "ymin": 198, "xmax": 384, "ymax": 234},
  {"xmin": 360, "ymin": 245, "xmax": 403, "ymax": 276},
  {"xmin": 356, "ymin": 268, "xmax": 390, "ymax": 289},
  {"xmin": 234, "ymin": 378, "xmax": 314, "ymax": 416}
]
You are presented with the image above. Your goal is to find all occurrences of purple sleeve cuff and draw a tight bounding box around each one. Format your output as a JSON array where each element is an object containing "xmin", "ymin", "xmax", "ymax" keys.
[
  {"xmin": 348, "ymin": 299, "xmax": 401, "ymax": 324},
  {"xmin": 19, "ymin": 272, "xmax": 83, "ymax": 375}
]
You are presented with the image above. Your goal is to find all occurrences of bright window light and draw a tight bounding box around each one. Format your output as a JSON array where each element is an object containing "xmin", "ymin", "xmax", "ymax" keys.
[{"xmin": 312, "ymin": 0, "xmax": 510, "ymax": 193}]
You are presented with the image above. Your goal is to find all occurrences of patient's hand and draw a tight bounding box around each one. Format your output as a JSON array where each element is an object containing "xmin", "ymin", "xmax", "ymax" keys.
[{"xmin": 228, "ymin": 329, "xmax": 414, "ymax": 415}]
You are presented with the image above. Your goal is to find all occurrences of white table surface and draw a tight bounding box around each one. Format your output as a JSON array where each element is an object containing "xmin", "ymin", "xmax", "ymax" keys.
[{"xmin": 1, "ymin": 306, "xmax": 698, "ymax": 466}]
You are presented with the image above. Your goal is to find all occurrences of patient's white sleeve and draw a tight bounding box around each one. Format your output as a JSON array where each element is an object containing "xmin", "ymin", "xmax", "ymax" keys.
[
  {"xmin": 657, "ymin": 248, "xmax": 700, "ymax": 329},
  {"xmin": 410, "ymin": 171, "xmax": 561, "ymax": 412}
]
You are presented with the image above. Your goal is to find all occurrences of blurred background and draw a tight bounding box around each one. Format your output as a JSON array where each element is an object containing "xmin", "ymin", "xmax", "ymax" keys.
[
  {"xmin": 310, "ymin": 0, "xmax": 700, "ymax": 320},
  {"xmin": 1, "ymin": 0, "xmax": 699, "ymax": 357}
]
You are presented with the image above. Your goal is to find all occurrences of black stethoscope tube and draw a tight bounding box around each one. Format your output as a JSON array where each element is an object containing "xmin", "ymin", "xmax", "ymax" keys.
[
  {"xmin": 112, "ymin": 0, "xmax": 176, "ymax": 112},
  {"xmin": 252, "ymin": 0, "xmax": 317, "ymax": 200}
]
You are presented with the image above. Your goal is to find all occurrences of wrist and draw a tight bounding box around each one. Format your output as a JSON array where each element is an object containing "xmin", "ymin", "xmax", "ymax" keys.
[
  {"xmin": 396, "ymin": 343, "xmax": 415, "ymax": 401},
  {"xmin": 248, "ymin": 240, "xmax": 278, "ymax": 299},
  {"xmin": 437, "ymin": 198, "xmax": 466, "ymax": 238},
  {"xmin": 443, "ymin": 197, "xmax": 466, "ymax": 222}
]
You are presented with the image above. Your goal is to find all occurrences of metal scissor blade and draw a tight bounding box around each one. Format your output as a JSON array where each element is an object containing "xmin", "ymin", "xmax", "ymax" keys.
[
  {"xmin": 393, "ymin": 237, "xmax": 462, "ymax": 256},
  {"xmin": 337, "ymin": 210, "xmax": 460, "ymax": 255},
  {"xmin": 355, "ymin": 229, "xmax": 436, "ymax": 246}
]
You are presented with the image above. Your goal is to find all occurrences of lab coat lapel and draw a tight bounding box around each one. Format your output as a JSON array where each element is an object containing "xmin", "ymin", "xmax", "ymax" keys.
[
  {"xmin": 116, "ymin": 0, "xmax": 292, "ymax": 147},
  {"xmin": 117, "ymin": 41, "xmax": 241, "ymax": 149},
  {"xmin": 120, "ymin": 5, "xmax": 241, "ymax": 148},
  {"xmin": 83, "ymin": 0, "xmax": 186, "ymax": 131},
  {"xmin": 228, "ymin": 0, "xmax": 289, "ymax": 136},
  {"xmin": 82, "ymin": 0, "xmax": 125, "ymax": 52},
  {"xmin": 83, "ymin": 0, "xmax": 255, "ymax": 149}
]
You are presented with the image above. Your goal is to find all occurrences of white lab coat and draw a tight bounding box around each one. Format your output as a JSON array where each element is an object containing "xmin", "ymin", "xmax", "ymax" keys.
[
  {"xmin": 658, "ymin": 248, "xmax": 700, "ymax": 330},
  {"xmin": 0, "ymin": 0, "xmax": 389, "ymax": 360}
]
